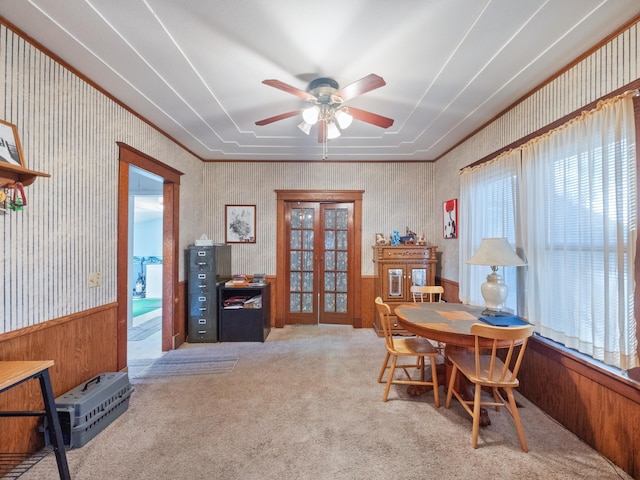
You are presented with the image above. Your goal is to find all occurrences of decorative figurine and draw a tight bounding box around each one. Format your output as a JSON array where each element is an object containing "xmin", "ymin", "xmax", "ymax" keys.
[
  {"xmin": 375, "ymin": 233, "xmax": 387, "ymax": 245},
  {"xmin": 400, "ymin": 227, "xmax": 417, "ymax": 245}
]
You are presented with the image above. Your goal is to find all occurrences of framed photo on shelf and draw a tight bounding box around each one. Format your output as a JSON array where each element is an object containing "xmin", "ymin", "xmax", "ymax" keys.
[
  {"xmin": 0, "ymin": 119, "xmax": 25, "ymax": 167},
  {"xmin": 443, "ymin": 198, "xmax": 458, "ymax": 239},
  {"xmin": 225, "ymin": 204, "xmax": 256, "ymax": 243}
]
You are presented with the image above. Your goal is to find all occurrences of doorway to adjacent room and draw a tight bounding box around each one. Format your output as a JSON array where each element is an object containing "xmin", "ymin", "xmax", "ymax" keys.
[
  {"xmin": 117, "ymin": 143, "xmax": 183, "ymax": 371},
  {"xmin": 127, "ymin": 166, "xmax": 164, "ymax": 362}
]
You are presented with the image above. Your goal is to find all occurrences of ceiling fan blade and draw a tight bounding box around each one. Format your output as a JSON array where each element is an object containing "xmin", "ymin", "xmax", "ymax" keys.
[
  {"xmin": 262, "ymin": 79, "xmax": 317, "ymax": 101},
  {"xmin": 347, "ymin": 106, "xmax": 394, "ymax": 129},
  {"xmin": 333, "ymin": 74, "xmax": 386, "ymax": 103},
  {"xmin": 317, "ymin": 119, "xmax": 327, "ymax": 143},
  {"xmin": 255, "ymin": 110, "xmax": 300, "ymax": 126}
]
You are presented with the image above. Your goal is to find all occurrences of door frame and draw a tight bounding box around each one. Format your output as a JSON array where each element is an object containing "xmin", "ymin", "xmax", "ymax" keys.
[
  {"xmin": 275, "ymin": 190, "xmax": 363, "ymax": 328},
  {"xmin": 117, "ymin": 143, "xmax": 183, "ymax": 371}
]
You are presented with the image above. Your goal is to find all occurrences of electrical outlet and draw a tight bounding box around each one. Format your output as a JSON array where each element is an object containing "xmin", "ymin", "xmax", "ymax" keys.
[{"xmin": 88, "ymin": 272, "xmax": 102, "ymax": 288}]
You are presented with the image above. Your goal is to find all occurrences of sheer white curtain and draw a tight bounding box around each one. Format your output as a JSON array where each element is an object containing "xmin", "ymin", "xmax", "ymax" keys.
[
  {"xmin": 520, "ymin": 94, "xmax": 638, "ymax": 369},
  {"xmin": 459, "ymin": 150, "xmax": 522, "ymax": 311}
]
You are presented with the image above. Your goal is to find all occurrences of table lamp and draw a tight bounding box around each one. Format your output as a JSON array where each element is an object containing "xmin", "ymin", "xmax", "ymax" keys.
[{"xmin": 466, "ymin": 238, "xmax": 526, "ymax": 315}]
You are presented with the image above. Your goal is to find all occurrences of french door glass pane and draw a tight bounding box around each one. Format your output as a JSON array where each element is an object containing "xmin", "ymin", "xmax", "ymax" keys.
[
  {"xmin": 325, "ymin": 293, "xmax": 335, "ymax": 312},
  {"xmin": 290, "ymin": 272, "xmax": 301, "ymax": 292},
  {"xmin": 290, "ymin": 207, "xmax": 315, "ymax": 316},
  {"xmin": 303, "ymin": 230, "xmax": 314, "ymax": 249},
  {"xmin": 337, "ymin": 230, "xmax": 347, "ymax": 249},
  {"xmin": 336, "ymin": 209, "xmax": 348, "ymax": 228},
  {"xmin": 290, "ymin": 230, "xmax": 301, "ymax": 249},
  {"xmin": 336, "ymin": 293, "xmax": 347, "ymax": 312},
  {"xmin": 336, "ymin": 251, "xmax": 347, "ymax": 270},
  {"xmin": 290, "ymin": 251, "xmax": 301, "ymax": 270},
  {"xmin": 303, "ymin": 251, "xmax": 314, "ymax": 270},
  {"xmin": 302, "ymin": 293, "xmax": 314, "ymax": 312},
  {"xmin": 291, "ymin": 212, "xmax": 302, "ymax": 228},
  {"xmin": 325, "ymin": 251, "xmax": 335, "ymax": 270},
  {"xmin": 302, "ymin": 272, "xmax": 314, "ymax": 291},
  {"xmin": 323, "ymin": 207, "xmax": 348, "ymax": 313},
  {"xmin": 325, "ymin": 231, "xmax": 335, "ymax": 250},
  {"xmin": 324, "ymin": 272, "xmax": 335, "ymax": 291},
  {"xmin": 325, "ymin": 210, "xmax": 335, "ymax": 228},
  {"xmin": 302, "ymin": 209, "xmax": 314, "ymax": 228},
  {"xmin": 290, "ymin": 294, "xmax": 300, "ymax": 312}
]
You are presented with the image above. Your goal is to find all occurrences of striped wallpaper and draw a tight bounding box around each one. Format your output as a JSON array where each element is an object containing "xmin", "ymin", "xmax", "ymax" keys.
[
  {"xmin": 0, "ymin": 24, "xmax": 204, "ymax": 333},
  {"xmin": 203, "ymin": 161, "xmax": 437, "ymax": 277}
]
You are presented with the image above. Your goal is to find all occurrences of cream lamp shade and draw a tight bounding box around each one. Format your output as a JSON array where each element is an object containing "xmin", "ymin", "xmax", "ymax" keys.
[{"xmin": 467, "ymin": 238, "xmax": 526, "ymax": 314}]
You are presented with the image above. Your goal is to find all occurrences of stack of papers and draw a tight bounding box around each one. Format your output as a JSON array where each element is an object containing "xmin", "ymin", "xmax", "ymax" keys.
[{"xmin": 223, "ymin": 296, "xmax": 251, "ymax": 309}]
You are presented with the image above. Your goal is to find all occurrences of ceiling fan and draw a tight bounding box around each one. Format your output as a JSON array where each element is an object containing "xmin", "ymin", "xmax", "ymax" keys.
[{"xmin": 255, "ymin": 74, "xmax": 394, "ymax": 148}]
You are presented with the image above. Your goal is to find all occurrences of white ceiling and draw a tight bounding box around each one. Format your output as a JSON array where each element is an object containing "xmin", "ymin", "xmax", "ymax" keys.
[{"xmin": 1, "ymin": 1, "xmax": 639, "ymax": 162}]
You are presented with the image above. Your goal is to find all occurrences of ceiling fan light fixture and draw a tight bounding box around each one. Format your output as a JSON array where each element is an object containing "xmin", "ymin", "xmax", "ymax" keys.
[
  {"xmin": 302, "ymin": 106, "xmax": 319, "ymax": 125},
  {"xmin": 298, "ymin": 121, "xmax": 312, "ymax": 135},
  {"xmin": 334, "ymin": 108, "xmax": 353, "ymax": 129},
  {"xmin": 256, "ymin": 74, "xmax": 393, "ymax": 159},
  {"xmin": 327, "ymin": 121, "xmax": 341, "ymax": 140}
]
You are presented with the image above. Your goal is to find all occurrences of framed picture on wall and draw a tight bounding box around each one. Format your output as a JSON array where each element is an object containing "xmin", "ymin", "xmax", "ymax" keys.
[
  {"xmin": 443, "ymin": 199, "xmax": 458, "ymax": 239},
  {"xmin": 0, "ymin": 119, "xmax": 25, "ymax": 167},
  {"xmin": 225, "ymin": 204, "xmax": 256, "ymax": 243}
]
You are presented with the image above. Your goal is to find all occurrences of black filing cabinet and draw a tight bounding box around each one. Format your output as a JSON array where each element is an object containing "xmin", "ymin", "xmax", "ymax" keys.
[
  {"xmin": 186, "ymin": 245, "xmax": 228, "ymax": 342},
  {"xmin": 219, "ymin": 283, "xmax": 270, "ymax": 342}
]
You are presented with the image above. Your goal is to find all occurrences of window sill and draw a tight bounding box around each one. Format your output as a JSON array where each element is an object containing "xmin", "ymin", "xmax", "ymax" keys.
[{"xmin": 530, "ymin": 334, "xmax": 640, "ymax": 405}]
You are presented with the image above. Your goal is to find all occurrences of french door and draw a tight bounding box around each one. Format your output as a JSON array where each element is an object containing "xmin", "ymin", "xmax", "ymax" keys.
[{"xmin": 286, "ymin": 202, "xmax": 354, "ymax": 324}]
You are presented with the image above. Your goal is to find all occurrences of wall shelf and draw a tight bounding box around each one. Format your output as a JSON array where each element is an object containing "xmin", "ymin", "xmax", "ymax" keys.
[{"xmin": 0, "ymin": 163, "xmax": 50, "ymax": 188}]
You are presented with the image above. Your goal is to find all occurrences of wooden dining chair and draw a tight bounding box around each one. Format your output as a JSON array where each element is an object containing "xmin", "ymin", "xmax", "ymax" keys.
[
  {"xmin": 410, "ymin": 285, "xmax": 446, "ymax": 355},
  {"xmin": 375, "ymin": 297, "xmax": 439, "ymax": 406},
  {"xmin": 445, "ymin": 323, "xmax": 534, "ymax": 451},
  {"xmin": 410, "ymin": 285, "xmax": 444, "ymax": 303}
]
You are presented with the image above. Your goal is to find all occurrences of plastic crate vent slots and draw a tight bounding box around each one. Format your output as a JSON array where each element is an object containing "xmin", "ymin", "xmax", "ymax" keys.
[{"xmin": 44, "ymin": 372, "xmax": 134, "ymax": 449}]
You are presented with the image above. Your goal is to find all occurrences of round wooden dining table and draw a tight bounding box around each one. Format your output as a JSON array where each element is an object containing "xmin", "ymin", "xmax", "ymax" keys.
[
  {"xmin": 395, "ymin": 302, "xmax": 495, "ymax": 348},
  {"xmin": 394, "ymin": 302, "xmax": 518, "ymax": 426}
]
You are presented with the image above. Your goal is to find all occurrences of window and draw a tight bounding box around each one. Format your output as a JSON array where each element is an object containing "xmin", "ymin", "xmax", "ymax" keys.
[
  {"xmin": 460, "ymin": 93, "xmax": 639, "ymax": 371},
  {"xmin": 460, "ymin": 150, "xmax": 521, "ymax": 313}
]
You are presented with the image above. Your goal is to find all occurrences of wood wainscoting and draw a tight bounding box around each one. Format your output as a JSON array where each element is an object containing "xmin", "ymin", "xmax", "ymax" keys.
[
  {"xmin": 518, "ymin": 337, "xmax": 640, "ymax": 478},
  {"xmin": 361, "ymin": 276, "xmax": 375, "ymax": 329},
  {"xmin": 438, "ymin": 277, "xmax": 460, "ymax": 304},
  {"xmin": 0, "ymin": 304, "xmax": 118, "ymax": 453}
]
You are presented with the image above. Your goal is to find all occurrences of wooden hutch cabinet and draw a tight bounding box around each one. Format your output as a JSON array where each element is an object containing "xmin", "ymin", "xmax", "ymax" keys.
[{"xmin": 372, "ymin": 245, "xmax": 437, "ymax": 335}]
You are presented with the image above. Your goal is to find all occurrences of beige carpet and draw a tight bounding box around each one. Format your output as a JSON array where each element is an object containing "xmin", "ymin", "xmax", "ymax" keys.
[{"xmin": 16, "ymin": 325, "xmax": 631, "ymax": 479}]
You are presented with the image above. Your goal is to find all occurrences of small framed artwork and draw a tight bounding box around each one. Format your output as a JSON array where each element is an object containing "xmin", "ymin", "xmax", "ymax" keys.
[
  {"xmin": 225, "ymin": 204, "xmax": 256, "ymax": 243},
  {"xmin": 0, "ymin": 119, "xmax": 25, "ymax": 167},
  {"xmin": 375, "ymin": 233, "xmax": 387, "ymax": 245},
  {"xmin": 443, "ymin": 199, "xmax": 458, "ymax": 239}
]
